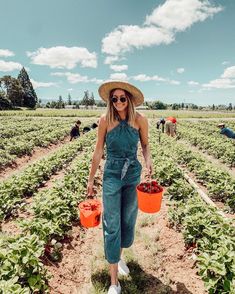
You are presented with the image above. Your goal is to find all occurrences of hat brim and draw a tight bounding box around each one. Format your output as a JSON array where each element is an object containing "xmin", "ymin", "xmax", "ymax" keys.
[
  {"xmin": 217, "ymin": 123, "xmax": 225, "ymax": 127},
  {"xmin": 98, "ymin": 81, "xmax": 144, "ymax": 107}
]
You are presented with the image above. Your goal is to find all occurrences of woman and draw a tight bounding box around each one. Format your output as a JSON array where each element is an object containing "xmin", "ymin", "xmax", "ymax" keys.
[{"xmin": 87, "ymin": 81, "xmax": 153, "ymax": 294}]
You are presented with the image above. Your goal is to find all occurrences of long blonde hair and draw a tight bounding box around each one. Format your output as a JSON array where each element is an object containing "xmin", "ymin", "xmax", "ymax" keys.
[{"xmin": 106, "ymin": 88, "xmax": 136, "ymax": 127}]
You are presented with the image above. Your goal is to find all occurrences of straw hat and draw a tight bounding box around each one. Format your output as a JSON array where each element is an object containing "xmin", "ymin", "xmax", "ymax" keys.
[
  {"xmin": 217, "ymin": 123, "xmax": 225, "ymax": 128},
  {"xmin": 98, "ymin": 81, "xmax": 144, "ymax": 106}
]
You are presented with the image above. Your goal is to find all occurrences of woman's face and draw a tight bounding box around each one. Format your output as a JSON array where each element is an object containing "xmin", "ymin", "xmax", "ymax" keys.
[{"xmin": 111, "ymin": 89, "xmax": 128, "ymax": 112}]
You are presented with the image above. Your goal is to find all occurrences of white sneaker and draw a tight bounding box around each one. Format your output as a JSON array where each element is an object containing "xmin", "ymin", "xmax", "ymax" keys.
[
  {"xmin": 118, "ymin": 259, "xmax": 130, "ymax": 276},
  {"xmin": 107, "ymin": 282, "xmax": 121, "ymax": 294}
]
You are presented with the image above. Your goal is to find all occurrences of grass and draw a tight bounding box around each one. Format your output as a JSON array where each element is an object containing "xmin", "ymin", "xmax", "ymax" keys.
[
  {"xmin": 89, "ymin": 210, "xmax": 173, "ymax": 294},
  {"xmin": 1, "ymin": 108, "xmax": 235, "ymax": 118}
]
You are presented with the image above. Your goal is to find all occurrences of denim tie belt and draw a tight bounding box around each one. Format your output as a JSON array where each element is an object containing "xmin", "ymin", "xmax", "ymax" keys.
[{"xmin": 106, "ymin": 156, "xmax": 137, "ymax": 180}]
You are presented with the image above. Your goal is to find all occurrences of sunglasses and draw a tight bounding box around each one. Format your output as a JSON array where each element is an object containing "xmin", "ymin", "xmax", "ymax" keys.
[{"xmin": 111, "ymin": 96, "xmax": 127, "ymax": 103}]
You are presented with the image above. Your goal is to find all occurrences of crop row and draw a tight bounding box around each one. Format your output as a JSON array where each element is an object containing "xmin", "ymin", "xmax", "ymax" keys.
[
  {"xmin": 0, "ymin": 118, "xmax": 73, "ymax": 139},
  {"xmin": 156, "ymin": 129, "xmax": 235, "ymax": 212},
  {"xmin": 178, "ymin": 121, "xmax": 235, "ymax": 167},
  {"xmin": 0, "ymin": 132, "xmax": 96, "ymax": 221},
  {"xmin": 0, "ymin": 123, "xmax": 73, "ymax": 168},
  {"xmin": 150, "ymin": 128, "xmax": 235, "ymax": 294},
  {"xmin": 0, "ymin": 139, "xmax": 94, "ymax": 293}
]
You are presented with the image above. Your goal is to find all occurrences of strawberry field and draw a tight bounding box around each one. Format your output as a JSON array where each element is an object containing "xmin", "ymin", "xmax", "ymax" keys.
[{"xmin": 0, "ymin": 110, "xmax": 234, "ymax": 294}]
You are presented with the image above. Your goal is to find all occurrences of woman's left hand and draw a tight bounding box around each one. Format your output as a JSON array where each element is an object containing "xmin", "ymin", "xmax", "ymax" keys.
[{"xmin": 146, "ymin": 159, "xmax": 153, "ymax": 176}]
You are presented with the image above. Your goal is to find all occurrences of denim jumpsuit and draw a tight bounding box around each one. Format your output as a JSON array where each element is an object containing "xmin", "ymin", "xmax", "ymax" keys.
[{"xmin": 102, "ymin": 119, "xmax": 142, "ymax": 264}]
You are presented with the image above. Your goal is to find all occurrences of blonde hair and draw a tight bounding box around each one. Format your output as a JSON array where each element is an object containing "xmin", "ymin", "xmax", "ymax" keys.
[{"xmin": 106, "ymin": 88, "xmax": 136, "ymax": 127}]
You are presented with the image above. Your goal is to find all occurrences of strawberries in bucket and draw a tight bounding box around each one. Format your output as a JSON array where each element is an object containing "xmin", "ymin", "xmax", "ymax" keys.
[
  {"xmin": 137, "ymin": 180, "xmax": 162, "ymax": 194},
  {"xmin": 137, "ymin": 180, "xmax": 163, "ymax": 213},
  {"xmin": 79, "ymin": 199, "xmax": 102, "ymax": 228}
]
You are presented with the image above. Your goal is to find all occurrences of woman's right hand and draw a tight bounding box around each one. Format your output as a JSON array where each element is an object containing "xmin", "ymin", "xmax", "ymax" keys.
[{"xmin": 87, "ymin": 180, "xmax": 94, "ymax": 197}]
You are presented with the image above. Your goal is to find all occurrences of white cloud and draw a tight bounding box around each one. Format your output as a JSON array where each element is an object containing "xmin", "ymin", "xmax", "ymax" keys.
[
  {"xmin": 67, "ymin": 88, "xmax": 73, "ymax": 91},
  {"xmin": 102, "ymin": 0, "xmax": 222, "ymax": 63},
  {"xmin": 0, "ymin": 49, "xmax": 15, "ymax": 57},
  {"xmin": 132, "ymin": 73, "xmax": 180, "ymax": 85},
  {"xmin": 27, "ymin": 46, "xmax": 97, "ymax": 69},
  {"xmin": 51, "ymin": 72, "xmax": 103, "ymax": 84},
  {"xmin": 110, "ymin": 64, "xmax": 128, "ymax": 72},
  {"xmin": 110, "ymin": 73, "xmax": 128, "ymax": 81},
  {"xmin": 30, "ymin": 79, "xmax": 58, "ymax": 89},
  {"xmin": 221, "ymin": 66, "xmax": 235, "ymax": 79},
  {"xmin": 133, "ymin": 74, "xmax": 165, "ymax": 82},
  {"xmin": 0, "ymin": 60, "xmax": 22, "ymax": 72},
  {"xmin": 102, "ymin": 25, "xmax": 174, "ymax": 56},
  {"xmin": 188, "ymin": 80, "xmax": 199, "ymax": 86},
  {"xmin": 170, "ymin": 80, "xmax": 180, "ymax": 85},
  {"xmin": 203, "ymin": 78, "xmax": 235, "ymax": 89},
  {"xmin": 222, "ymin": 61, "xmax": 229, "ymax": 66},
  {"xmin": 104, "ymin": 56, "xmax": 120, "ymax": 65},
  {"xmin": 201, "ymin": 65, "xmax": 235, "ymax": 90},
  {"xmin": 145, "ymin": 0, "xmax": 223, "ymax": 32},
  {"xmin": 177, "ymin": 67, "xmax": 185, "ymax": 74}
]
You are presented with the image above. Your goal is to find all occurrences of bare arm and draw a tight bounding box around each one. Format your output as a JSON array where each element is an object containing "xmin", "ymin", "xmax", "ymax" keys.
[
  {"xmin": 138, "ymin": 114, "xmax": 153, "ymax": 175},
  {"xmin": 87, "ymin": 115, "xmax": 107, "ymax": 195}
]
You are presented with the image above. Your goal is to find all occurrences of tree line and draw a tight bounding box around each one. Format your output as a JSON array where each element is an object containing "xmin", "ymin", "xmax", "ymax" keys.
[{"xmin": 1, "ymin": 70, "xmax": 234, "ymax": 111}]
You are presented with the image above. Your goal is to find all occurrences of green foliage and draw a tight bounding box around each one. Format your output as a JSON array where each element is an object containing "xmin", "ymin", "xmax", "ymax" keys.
[
  {"xmin": 0, "ymin": 75, "xmax": 24, "ymax": 107},
  {"xmin": 17, "ymin": 67, "xmax": 37, "ymax": 109},
  {"xmin": 151, "ymin": 100, "xmax": 167, "ymax": 110},
  {"xmin": 150, "ymin": 127, "xmax": 235, "ymax": 293},
  {"xmin": 0, "ymin": 234, "xmax": 48, "ymax": 293}
]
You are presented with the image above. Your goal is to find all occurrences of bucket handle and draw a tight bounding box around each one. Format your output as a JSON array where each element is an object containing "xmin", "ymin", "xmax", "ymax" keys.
[
  {"xmin": 87, "ymin": 194, "xmax": 97, "ymax": 200},
  {"xmin": 146, "ymin": 173, "xmax": 152, "ymax": 192}
]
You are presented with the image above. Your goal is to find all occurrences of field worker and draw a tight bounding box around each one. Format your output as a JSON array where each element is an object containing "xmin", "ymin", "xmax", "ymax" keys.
[
  {"xmin": 217, "ymin": 123, "xmax": 235, "ymax": 139},
  {"xmin": 87, "ymin": 81, "xmax": 153, "ymax": 294},
  {"xmin": 165, "ymin": 116, "xmax": 177, "ymax": 137},
  {"xmin": 69, "ymin": 120, "xmax": 81, "ymax": 141},
  {"xmin": 91, "ymin": 122, "xmax": 98, "ymax": 129},
  {"xmin": 82, "ymin": 126, "xmax": 91, "ymax": 133},
  {"xmin": 156, "ymin": 117, "xmax": 165, "ymax": 133},
  {"xmin": 83, "ymin": 122, "xmax": 98, "ymax": 134}
]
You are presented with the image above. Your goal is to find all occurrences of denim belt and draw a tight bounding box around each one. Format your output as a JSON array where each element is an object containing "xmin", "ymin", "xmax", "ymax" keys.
[{"xmin": 106, "ymin": 156, "xmax": 137, "ymax": 180}]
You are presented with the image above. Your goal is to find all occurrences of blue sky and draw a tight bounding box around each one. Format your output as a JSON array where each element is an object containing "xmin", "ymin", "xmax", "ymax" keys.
[{"xmin": 0, "ymin": 0, "xmax": 235, "ymax": 106}]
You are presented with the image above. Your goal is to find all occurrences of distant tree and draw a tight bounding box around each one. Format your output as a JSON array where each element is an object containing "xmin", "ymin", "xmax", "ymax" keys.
[
  {"xmin": 18, "ymin": 67, "xmax": 38, "ymax": 108},
  {"xmin": 89, "ymin": 92, "xmax": 95, "ymax": 106},
  {"xmin": 191, "ymin": 104, "xmax": 198, "ymax": 109},
  {"xmin": 68, "ymin": 93, "xmax": 72, "ymax": 105},
  {"xmin": 143, "ymin": 101, "xmax": 150, "ymax": 107},
  {"xmin": 36, "ymin": 98, "xmax": 42, "ymax": 108},
  {"xmin": 228, "ymin": 103, "xmax": 233, "ymax": 111},
  {"xmin": 0, "ymin": 76, "xmax": 24, "ymax": 106},
  {"xmin": 96, "ymin": 100, "xmax": 107, "ymax": 107},
  {"xmin": 0, "ymin": 90, "xmax": 13, "ymax": 110},
  {"xmin": 181, "ymin": 102, "xmax": 185, "ymax": 109},
  {"xmin": 81, "ymin": 90, "xmax": 90, "ymax": 109},
  {"xmin": 73, "ymin": 101, "xmax": 80, "ymax": 108},
  {"xmin": 57, "ymin": 95, "xmax": 65, "ymax": 109},
  {"xmin": 212, "ymin": 104, "xmax": 215, "ymax": 110},
  {"xmin": 172, "ymin": 103, "xmax": 179, "ymax": 110},
  {"xmin": 151, "ymin": 100, "xmax": 167, "ymax": 110}
]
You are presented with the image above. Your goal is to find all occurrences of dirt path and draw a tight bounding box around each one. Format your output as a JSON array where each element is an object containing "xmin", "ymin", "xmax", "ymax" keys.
[
  {"xmin": 44, "ymin": 149, "xmax": 206, "ymax": 294},
  {"xmin": 0, "ymin": 136, "xmax": 70, "ymax": 181},
  {"xmin": 45, "ymin": 162, "xmax": 104, "ymax": 294}
]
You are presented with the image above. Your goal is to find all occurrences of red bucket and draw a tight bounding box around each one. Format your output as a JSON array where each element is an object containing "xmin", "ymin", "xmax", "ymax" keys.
[
  {"xmin": 136, "ymin": 181, "xmax": 163, "ymax": 213},
  {"xmin": 79, "ymin": 199, "xmax": 102, "ymax": 228}
]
